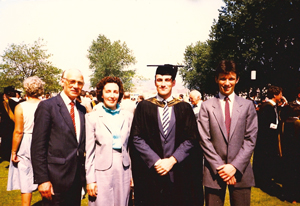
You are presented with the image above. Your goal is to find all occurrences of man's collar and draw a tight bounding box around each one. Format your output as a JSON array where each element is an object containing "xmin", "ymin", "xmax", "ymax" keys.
[
  {"xmin": 60, "ymin": 90, "xmax": 76, "ymax": 105},
  {"xmin": 219, "ymin": 92, "xmax": 235, "ymax": 101},
  {"xmin": 267, "ymin": 99, "xmax": 276, "ymax": 106},
  {"xmin": 156, "ymin": 94, "xmax": 173, "ymax": 102}
]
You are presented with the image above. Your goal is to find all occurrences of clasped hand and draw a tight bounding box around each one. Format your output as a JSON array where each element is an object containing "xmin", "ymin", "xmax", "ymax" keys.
[
  {"xmin": 154, "ymin": 156, "xmax": 177, "ymax": 176},
  {"xmin": 217, "ymin": 164, "xmax": 237, "ymax": 185},
  {"xmin": 38, "ymin": 181, "xmax": 54, "ymax": 200}
]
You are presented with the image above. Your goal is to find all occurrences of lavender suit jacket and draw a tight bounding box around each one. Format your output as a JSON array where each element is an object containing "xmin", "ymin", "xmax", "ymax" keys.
[{"xmin": 85, "ymin": 107, "xmax": 133, "ymax": 184}]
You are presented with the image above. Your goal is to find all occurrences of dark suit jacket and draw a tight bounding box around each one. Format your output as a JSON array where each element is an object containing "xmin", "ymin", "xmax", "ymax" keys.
[
  {"xmin": 198, "ymin": 94, "xmax": 258, "ymax": 189},
  {"xmin": 31, "ymin": 94, "xmax": 86, "ymax": 193}
]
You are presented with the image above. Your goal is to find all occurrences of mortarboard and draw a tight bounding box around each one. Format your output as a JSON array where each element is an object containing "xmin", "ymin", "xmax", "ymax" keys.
[{"xmin": 147, "ymin": 64, "xmax": 183, "ymax": 80}]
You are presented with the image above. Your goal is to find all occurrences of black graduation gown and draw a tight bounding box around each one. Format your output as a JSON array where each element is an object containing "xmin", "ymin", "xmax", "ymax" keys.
[{"xmin": 130, "ymin": 99, "xmax": 204, "ymax": 206}]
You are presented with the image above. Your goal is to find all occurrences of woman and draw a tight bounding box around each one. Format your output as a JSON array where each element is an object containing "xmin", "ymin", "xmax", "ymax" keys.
[
  {"xmin": 7, "ymin": 76, "xmax": 44, "ymax": 206},
  {"xmin": 85, "ymin": 76, "xmax": 133, "ymax": 206}
]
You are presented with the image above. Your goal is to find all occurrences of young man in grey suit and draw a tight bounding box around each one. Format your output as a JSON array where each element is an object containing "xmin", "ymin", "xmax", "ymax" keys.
[
  {"xmin": 31, "ymin": 69, "xmax": 86, "ymax": 206},
  {"xmin": 197, "ymin": 60, "xmax": 258, "ymax": 206}
]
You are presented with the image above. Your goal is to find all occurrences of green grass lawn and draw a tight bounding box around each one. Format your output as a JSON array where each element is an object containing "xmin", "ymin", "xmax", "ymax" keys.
[{"xmin": 0, "ymin": 159, "xmax": 299, "ymax": 206}]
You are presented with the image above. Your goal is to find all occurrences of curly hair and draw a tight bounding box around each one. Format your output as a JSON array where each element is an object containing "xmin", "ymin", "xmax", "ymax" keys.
[
  {"xmin": 96, "ymin": 76, "xmax": 124, "ymax": 103},
  {"xmin": 23, "ymin": 76, "xmax": 45, "ymax": 98}
]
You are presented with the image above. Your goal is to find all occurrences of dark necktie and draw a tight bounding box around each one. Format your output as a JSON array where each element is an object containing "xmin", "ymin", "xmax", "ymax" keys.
[
  {"xmin": 162, "ymin": 100, "xmax": 170, "ymax": 136},
  {"xmin": 225, "ymin": 96, "xmax": 231, "ymax": 137},
  {"xmin": 70, "ymin": 102, "xmax": 76, "ymax": 133}
]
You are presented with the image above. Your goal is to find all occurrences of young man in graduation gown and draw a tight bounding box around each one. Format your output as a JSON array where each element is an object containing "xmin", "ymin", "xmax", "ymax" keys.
[{"xmin": 130, "ymin": 64, "xmax": 204, "ymax": 206}]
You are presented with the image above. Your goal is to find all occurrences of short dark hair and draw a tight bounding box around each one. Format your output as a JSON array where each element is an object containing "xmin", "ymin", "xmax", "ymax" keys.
[
  {"xmin": 267, "ymin": 85, "xmax": 282, "ymax": 99},
  {"xmin": 96, "ymin": 76, "xmax": 124, "ymax": 103},
  {"xmin": 89, "ymin": 90, "xmax": 96, "ymax": 97},
  {"xmin": 215, "ymin": 60, "xmax": 239, "ymax": 78}
]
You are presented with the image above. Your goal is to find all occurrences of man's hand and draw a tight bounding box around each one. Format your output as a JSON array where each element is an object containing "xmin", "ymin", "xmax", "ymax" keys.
[
  {"xmin": 154, "ymin": 156, "xmax": 177, "ymax": 176},
  {"xmin": 226, "ymin": 176, "xmax": 236, "ymax": 185},
  {"xmin": 87, "ymin": 182, "xmax": 98, "ymax": 197},
  {"xmin": 217, "ymin": 164, "xmax": 236, "ymax": 182},
  {"xmin": 38, "ymin": 181, "xmax": 54, "ymax": 200}
]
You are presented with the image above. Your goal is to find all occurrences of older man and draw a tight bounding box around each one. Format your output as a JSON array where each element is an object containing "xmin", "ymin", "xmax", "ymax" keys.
[
  {"xmin": 189, "ymin": 90, "xmax": 202, "ymax": 118},
  {"xmin": 31, "ymin": 69, "xmax": 86, "ymax": 206}
]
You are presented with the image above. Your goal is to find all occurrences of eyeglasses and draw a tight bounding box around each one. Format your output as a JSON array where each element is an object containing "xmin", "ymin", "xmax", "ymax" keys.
[{"xmin": 62, "ymin": 78, "xmax": 84, "ymax": 87}]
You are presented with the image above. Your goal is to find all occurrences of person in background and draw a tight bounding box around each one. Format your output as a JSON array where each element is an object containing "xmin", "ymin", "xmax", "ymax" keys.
[
  {"xmin": 198, "ymin": 60, "xmax": 258, "ymax": 206},
  {"xmin": 85, "ymin": 76, "xmax": 133, "ymax": 205},
  {"xmin": 137, "ymin": 95, "xmax": 144, "ymax": 104},
  {"xmin": 189, "ymin": 90, "xmax": 202, "ymax": 118},
  {"xmin": 31, "ymin": 69, "xmax": 86, "ymax": 206},
  {"xmin": 0, "ymin": 86, "xmax": 19, "ymax": 161},
  {"xmin": 120, "ymin": 92, "xmax": 136, "ymax": 113},
  {"xmin": 7, "ymin": 76, "xmax": 44, "ymax": 206},
  {"xmin": 253, "ymin": 85, "xmax": 287, "ymax": 196}
]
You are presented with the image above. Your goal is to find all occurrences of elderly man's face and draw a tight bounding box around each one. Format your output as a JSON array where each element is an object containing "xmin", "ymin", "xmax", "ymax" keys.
[{"xmin": 189, "ymin": 93, "xmax": 200, "ymax": 106}]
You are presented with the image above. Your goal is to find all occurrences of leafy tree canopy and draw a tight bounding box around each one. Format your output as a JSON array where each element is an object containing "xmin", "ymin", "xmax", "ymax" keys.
[
  {"xmin": 209, "ymin": 0, "xmax": 300, "ymax": 99},
  {"xmin": 87, "ymin": 34, "xmax": 137, "ymax": 91},
  {"xmin": 180, "ymin": 41, "xmax": 217, "ymax": 95},
  {"xmin": 181, "ymin": 0, "xmax": 300, "ymax": 99},
  {"xmin": 0, "ymin": 39, "xmax": 62, "ymax": 93}
]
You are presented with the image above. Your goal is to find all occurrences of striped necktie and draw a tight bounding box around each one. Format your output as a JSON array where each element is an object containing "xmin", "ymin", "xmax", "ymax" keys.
[
  {"xmin": 162, "ymin": 100, "xmax": 170, "ymax": 136},
  {"xmin": 225, "ymin": 96, "xmax": 231, "ymax": 137},
  {"xmin": 70, "ymin": 102, "xmax": 76, "ymax": 133}
]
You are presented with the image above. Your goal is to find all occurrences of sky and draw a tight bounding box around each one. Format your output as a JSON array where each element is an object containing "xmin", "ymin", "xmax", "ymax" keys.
[{"xmin": 0, "ymin": 0, "xmax": 225, "ymax": 97}]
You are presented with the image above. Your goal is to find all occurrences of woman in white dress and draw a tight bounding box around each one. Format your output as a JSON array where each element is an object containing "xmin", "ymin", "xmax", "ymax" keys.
[
  {"xmin": 7, "ymin": 76, "xmax": 45, "ymax": 206},
  {"xmin": 85, "ymin": 76, "xmax": 133, "ymax": 206}
]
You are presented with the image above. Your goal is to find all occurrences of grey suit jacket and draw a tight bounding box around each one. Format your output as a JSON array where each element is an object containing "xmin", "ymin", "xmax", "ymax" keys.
[
  {"xmin": 197, "ymin": 94, "xmax": 258, "ymax": 189},
  {"xmin": 85, "ymin": 106, "xmax": 133, "ymax": 184}
]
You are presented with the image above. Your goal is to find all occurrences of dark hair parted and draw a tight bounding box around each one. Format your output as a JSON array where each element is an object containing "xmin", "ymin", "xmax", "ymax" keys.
[
  {"xmin": 96, "ymin": 76, "xmax": 124, "ymax": 103},
  {"xmin": 267, "ymin": 85, "xmax": 282, "ymax": 99},
  {"xmin": 215, "ymin": 60, "xmax": 239, "ymax": 78}
]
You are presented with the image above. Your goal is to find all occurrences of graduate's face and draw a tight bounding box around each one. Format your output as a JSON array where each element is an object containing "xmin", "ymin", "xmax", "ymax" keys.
[
  {"xmin": 215, "ymin": 72, "xmax": 239, "ymax": 96},
  {"xmin": 102, "ymin": 83, "xmax": 119, "ymax": 110},
  {"xmin": 155, "ymin": 74, "xmax": 176, "ymax": 99}
]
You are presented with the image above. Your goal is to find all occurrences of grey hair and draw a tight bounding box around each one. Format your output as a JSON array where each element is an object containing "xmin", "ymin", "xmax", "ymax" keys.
[{"xmin": 23, "ymin": 76, "xmax": 45, "ymax": 98}]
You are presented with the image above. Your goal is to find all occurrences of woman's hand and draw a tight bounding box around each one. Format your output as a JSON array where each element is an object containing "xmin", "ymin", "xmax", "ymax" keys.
[
  {"xmin": 11, "ymin": 151, "xmax": 20, "ymax": 163},
  {"xmin": 87, "ymin": 182, "xmax": 98, "ymax": 197}
]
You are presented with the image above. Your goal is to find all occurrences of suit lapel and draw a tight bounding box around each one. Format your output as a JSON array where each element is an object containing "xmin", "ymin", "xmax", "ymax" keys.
[
  {"xmin": 212, "ymin": 96, "xmax": 228, "ymax": 142},
  {"xmin": 76, "ymin": 101, "xmax": 85, "ymax": 145},
  {"xmin": 97, "ymin": 108, "xmax": 112, "ymax": 134},
  {"xmin": 57, "ymin": 94, "xmax": 77, "ymax": 137}
]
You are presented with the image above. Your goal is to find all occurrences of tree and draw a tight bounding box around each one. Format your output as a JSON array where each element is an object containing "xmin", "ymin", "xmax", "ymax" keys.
[
  {"xmin": 180, "ymin": 41, "xmax": 218, "ymax": 95},
  {"xmin": 87, "ymin": 34, "xmax": 137, "ymax": 91},
  {"xmin": 0, "ymin": 39, "xmax": 62, "ymax": 93},
  {"xmin": 209, "ymin": 0, "xmax": 300, "ymax": 99}
]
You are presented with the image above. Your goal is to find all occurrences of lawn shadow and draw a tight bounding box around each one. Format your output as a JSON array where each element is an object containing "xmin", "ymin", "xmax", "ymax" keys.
[{"xmin": 32, "ymin": 200, "xmax": 43, "ymax": 206}]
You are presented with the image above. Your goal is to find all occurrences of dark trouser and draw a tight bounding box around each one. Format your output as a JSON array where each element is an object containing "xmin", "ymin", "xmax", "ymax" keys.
[
  {"xmin": 42, "ymin": 167, "xmax": 82, "ymax": 206},
  {"xmin": 205, "ymin": 186, "xmax": 251, "ymax": 206}
]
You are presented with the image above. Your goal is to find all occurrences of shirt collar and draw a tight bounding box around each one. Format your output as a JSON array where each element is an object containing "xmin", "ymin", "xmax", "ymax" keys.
[
  {"xmin": 157, "ymin": 94, "xmax": 173, "ymax": 102},
  {"xmin": 267, "ymin": 99, "xmax": 276, "ymax": 106},
  {"xmin": 219, "ymin": 92, "xmax": 235, "ymax": 101},
  {"xmin": 60, "ymin": 90, "xmax": 76, "ymax": 105}
]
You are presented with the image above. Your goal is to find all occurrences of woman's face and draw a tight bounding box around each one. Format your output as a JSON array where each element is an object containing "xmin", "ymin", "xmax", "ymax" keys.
[{"xmin": 102, "ymin": 82, "xmax": 119, "ymax": 110}]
